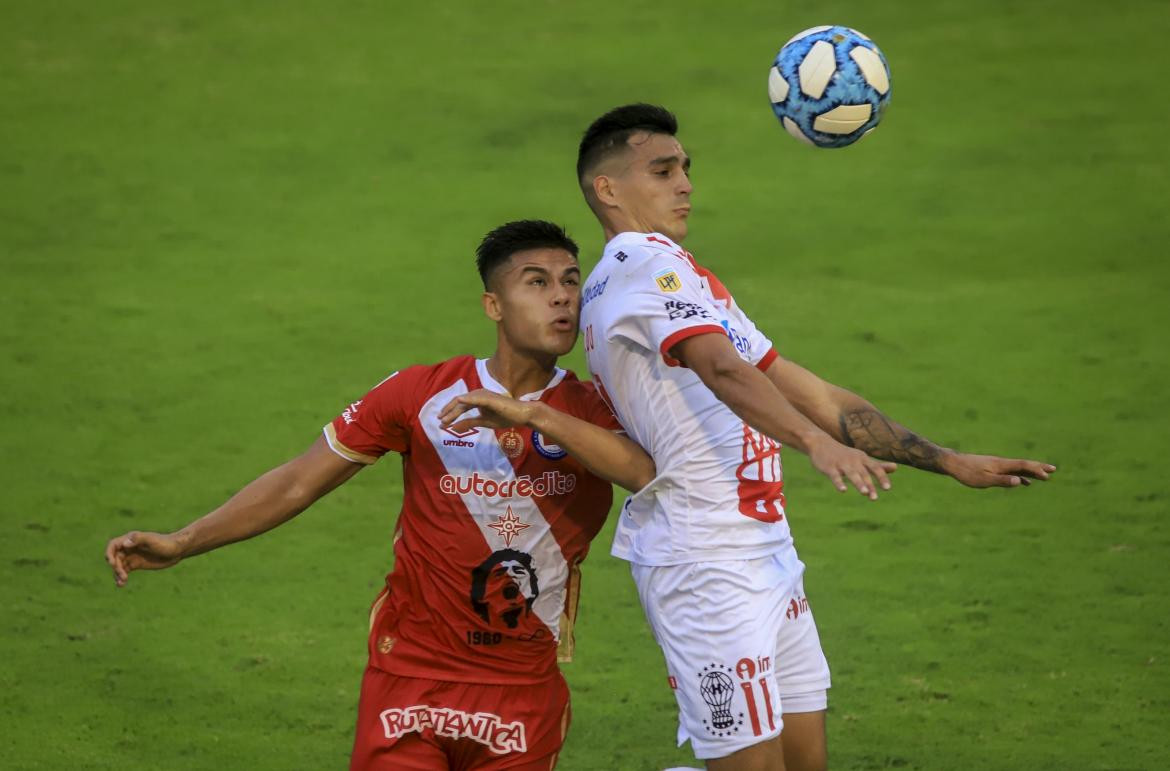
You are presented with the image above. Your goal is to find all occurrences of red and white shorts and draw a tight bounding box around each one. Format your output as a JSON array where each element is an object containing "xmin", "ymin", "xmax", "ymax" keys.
[
  {"xmin": 631, "ymin": 548, "xmax": 831, "ymax": 760},
  {"xmin": 350, "ymin": 667, "xmax": 571, "ymax": 771}
]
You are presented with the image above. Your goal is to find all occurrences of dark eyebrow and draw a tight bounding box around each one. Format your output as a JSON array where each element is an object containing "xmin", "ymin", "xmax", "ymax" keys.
[
  {"xmin": 518, "ymin": 265, "xmax": 551, "ymax": 275},
  {"xmin": 649, "ymin": 155, "xmax": 692, "ymax": 170}
]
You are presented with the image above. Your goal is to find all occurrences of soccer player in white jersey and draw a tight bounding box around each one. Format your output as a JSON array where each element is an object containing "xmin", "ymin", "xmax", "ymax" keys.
[{"xmin": 574, "ymin": 104, "xmax": 1056, "ymax": 771}]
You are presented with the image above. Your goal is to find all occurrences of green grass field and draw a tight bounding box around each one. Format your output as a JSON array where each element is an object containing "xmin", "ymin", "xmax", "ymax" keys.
[{"xmin": 3, "ymin": 1, "xmax": 1168, "ymax": 768}]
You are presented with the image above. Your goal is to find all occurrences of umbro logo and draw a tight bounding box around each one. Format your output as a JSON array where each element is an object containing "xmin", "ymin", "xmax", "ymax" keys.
[{"xmin": 442, "ymin": 425, "xmax": 478, "ymax": 447}]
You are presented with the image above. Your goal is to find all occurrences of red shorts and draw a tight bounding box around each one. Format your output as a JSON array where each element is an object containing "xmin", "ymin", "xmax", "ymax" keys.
[{"xmin": 350, "ymin": 667, "xmax": 571, "ymax": 771}]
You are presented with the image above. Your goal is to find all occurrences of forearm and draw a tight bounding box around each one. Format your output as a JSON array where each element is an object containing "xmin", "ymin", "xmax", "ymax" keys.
[
  {"xmin": 834, "ymin": 394, "xmax": 954, "ymax": 474},
  {"xmin": 527, "ymin": 403, "xmax": 655, "ymax": 492},
  {"xmin": 762, "ymin": 357, "xmax": 954, "ymax": 473},
  {"xmin": 173, "ymin": 461, "xmax": 317, "ymax": 558}
]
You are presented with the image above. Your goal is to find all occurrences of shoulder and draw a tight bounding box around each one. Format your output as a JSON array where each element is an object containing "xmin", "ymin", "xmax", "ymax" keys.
[
  {"xmin": 549, "ymin": 370, "xmax": 594, "ymax": 397},
  {"xmin": 427, "ymin": 355, "xmax": 479, "ymax": 383},
  {"xmin": 546, "ymin": 370, "xmax": 602, "ymax": 407},
  {"xmin": 546, "ymin": 372, "xmax": 620, "ymax": 428},
  {"xmin": 365, "ymin": 356, "xmax": 476, "ymax": 403},
  {"xmin": 608, "ymin": 232, "xmax": 690, "ymax": 265},
  {"xmin": 604, "ymin": 234, "xmax": 700, "ymax": 288}
]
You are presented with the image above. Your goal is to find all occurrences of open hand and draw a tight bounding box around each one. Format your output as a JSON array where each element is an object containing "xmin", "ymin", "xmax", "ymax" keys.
[
  {"xmin": 806, "ymin": 435, "xmax": 897, "ymax": 500},
  {"xmin": 439, "ymin": 389, "xmax": 537, "ymax": 434},
  {"xmin": 104, "ymin": 531, "xmax": 184, "ymax": 587},
  {"xmin": 943, "ymin": 453, "xmax": 1056, "ymax": 488}
]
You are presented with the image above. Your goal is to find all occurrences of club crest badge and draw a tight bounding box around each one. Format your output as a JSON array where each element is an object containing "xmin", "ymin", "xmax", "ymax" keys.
[
  {"xmin": 377, "ymin": 635, "xmax": 396, "ymax": 654},
  {"xmin": 697, "ymin": 663, "xmax": 744, "ymax": 737},
  {"xmin": 498, "ymin": 429, "xmax": 524, "ymax": 459},
  {"xmin": 654, "ymin": 268, "xmax": 682, "ymax": 293},
  {"xmin": 531, "ymin": 430, "xmax": 567, "ymax": 460}
]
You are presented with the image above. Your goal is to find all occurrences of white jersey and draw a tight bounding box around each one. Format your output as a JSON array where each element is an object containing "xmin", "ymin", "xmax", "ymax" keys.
[{"xmin": 581, "ymin": 231, "xmax": 792, "ymax": 566}]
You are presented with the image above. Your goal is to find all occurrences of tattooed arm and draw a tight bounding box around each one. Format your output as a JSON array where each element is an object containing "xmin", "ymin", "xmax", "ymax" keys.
[
  {"xmin": 837, "ymin": 407, "xmax": 949, "ymax": 473},
  {"xmin": 762, "ymin": 356, "xmax": 1056, "ymax": 488}
]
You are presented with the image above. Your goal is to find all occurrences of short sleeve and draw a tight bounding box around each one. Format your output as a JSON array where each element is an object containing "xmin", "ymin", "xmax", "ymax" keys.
[
  {"xmin": 724, "ymin": 297, "xmax": 778, "ymax": 371},
  {"xmin": 607, "ymin": 254, "xmax": 727, "ymax": 366},
  {"xmin": 323, "ymin": 366, "xmax": 429, "ymax": 464},
  {"xmin": 689, "ymin": 262, "xmax": 777, "ymax": 371}
]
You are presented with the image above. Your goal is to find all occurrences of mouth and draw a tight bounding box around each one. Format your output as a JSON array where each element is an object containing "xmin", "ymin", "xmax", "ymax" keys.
[
  {"xmin": 674, "ymin": 206, "xmax": 691, "ymax": 218},
  {"xmin": 551, "ymin": 316, "xmax": 575, "ymax": 333}
]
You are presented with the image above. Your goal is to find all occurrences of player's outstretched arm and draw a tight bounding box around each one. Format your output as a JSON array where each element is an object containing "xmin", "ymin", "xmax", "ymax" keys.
[
  {"xmin": 104, "ymin": 436, "xmax": 363, "ymax": 587},
  {"xmin": 672, "ymin": 333, "xmax": 895, "ymax": 500},
  {"xmin": 439, "ymin": 390, "xmax": 656, "ymax": 492},
  {"xmin": 761, "ymin": 355, "xmax": 1056, "ymax": 488}
]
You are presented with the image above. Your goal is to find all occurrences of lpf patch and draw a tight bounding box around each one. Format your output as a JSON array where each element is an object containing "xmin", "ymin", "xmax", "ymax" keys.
[
  {"xmin": 377, "ymin": 635, "xmax": 396, "ymax": 654},
  {"xmin": 697, "ymin": 663, "xmax": 744, "ymax": 737},
  {"xmin": 531, "ymin": 430, "xmax": 567, "ymax": 460},
  {"xmin": 498, "ymin": 429, "xmax": 524, "ymax": 459},
  {"xmin": 654, "ymin": 268, "xmax": 682, "ymax": 293}
]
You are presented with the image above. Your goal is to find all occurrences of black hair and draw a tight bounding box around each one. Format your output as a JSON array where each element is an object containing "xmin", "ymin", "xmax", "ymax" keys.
[
  {"xmin": 475, "ymin": 219, "xmax": 579, "ymax": 290},
  {"xmin": 576, "ymin": 103, "xmax": 679, "ymax": 184}
]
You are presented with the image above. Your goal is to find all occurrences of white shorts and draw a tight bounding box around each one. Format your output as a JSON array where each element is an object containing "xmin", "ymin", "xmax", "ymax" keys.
[{"xmin": 631, "ymin": 549, "xmax": 831, "ymax": 760}]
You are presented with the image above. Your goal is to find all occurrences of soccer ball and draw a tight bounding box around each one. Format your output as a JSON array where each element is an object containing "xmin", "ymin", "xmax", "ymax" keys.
[{"xmin": 768, "ymin": 26, "xmax": 891, "ymax": 148}]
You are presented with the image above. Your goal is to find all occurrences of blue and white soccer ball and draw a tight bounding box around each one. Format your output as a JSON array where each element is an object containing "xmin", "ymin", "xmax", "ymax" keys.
[{"xmin": 768, "ymin": 26, "xmax": 891, "ymax": 148}]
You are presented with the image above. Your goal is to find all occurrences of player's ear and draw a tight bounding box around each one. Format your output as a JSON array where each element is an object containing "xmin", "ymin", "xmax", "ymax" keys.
[
  {"xmin": 593, "ymin": 174, "xmax": 617, "ymax": 207},
  {"xmin": 482, "ymin": 290, "xmax": 503, "ymax": 322}
]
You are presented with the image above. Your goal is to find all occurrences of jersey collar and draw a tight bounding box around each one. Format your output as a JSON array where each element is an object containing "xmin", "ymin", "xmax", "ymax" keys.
[
  {"xmin": 476, "ymin": 358, "xmax": 566, "ymax": 402},
  {"xmin": 606, "ymin": 231, "xmax": 687, "ymax": 262}
]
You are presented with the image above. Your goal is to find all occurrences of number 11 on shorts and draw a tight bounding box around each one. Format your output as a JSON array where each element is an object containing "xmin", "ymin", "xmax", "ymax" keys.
[{"xmin": 736, "ymin": 656, "xmax": 776, "ymax": 736}]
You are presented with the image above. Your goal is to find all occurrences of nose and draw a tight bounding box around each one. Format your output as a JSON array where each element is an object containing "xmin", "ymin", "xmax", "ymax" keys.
[
  {"xmin": 552, "ymin": 282, "xmax": 575, "ymax": 307},
  {"xmin": 678, "ymin": 174, "xmax": 693, "ymax": 196}
]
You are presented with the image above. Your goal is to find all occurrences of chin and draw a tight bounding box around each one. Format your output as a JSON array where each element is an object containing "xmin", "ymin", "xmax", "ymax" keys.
[
  {"xmin": 658, "ymin": 222, "xmax": 687, "ymax": 243},
  {"xmin": 548, "ymin": 335, "xmax": 577, "ymax": 358}
]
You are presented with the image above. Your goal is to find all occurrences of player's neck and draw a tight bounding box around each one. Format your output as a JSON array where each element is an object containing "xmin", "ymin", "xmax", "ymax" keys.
[
  {"xmin": 602, "ymin": 220, "xmax": 627, "ymax": 242},
  {"xmin": 484, "ymin": 348, "xmax": 558, "ymax": 399},
  {"xmin": 602, "ymin": 210, "xmax": 649, "ymax": 242}
]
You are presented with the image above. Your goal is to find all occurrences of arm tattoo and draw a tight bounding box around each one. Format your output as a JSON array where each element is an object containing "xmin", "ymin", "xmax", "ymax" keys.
[{"xmin": 838, "ymin": 408, "xmax": 948, "ymax": 473}]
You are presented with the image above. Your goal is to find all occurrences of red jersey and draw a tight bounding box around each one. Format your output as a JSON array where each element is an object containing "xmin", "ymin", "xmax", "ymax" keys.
[{"xmin": 324, "ymin": 356, "xmax": 620, "ymax": 685}]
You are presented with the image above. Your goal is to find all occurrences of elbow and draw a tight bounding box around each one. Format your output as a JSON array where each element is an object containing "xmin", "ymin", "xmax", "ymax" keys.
[
  {"xmin": 710, "ymin": 357, "xmax": 743, "ymax": 382},
  {"xmin": 628, "ymin": 458, "xmax": 657, "ymax": 493},
  {"xmin": 282, "ymin": 486, "xmax": 314, "ymax": 516}
]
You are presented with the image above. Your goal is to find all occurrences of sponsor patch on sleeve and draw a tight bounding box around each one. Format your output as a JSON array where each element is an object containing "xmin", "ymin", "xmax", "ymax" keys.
[
  {"xmin": 653, "ymin": 268, "xmax": 682, "ymax": 293},
  {"xmin": 663, "ymin": 300, "xmax": 713, "ymax": 321}
]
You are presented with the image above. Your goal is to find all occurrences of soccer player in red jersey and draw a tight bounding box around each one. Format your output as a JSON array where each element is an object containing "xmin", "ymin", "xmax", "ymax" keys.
[{"xmin": 104, "ymin": 220, "xmax": 656, "ymax": 770}]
